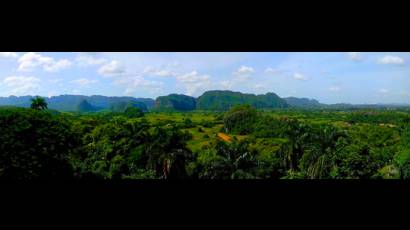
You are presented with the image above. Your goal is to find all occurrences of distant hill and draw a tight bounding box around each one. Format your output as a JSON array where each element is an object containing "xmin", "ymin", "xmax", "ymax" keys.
[
  {"xmin": 196, "ymin": 90, "xmax": 288, "ymax": 111},
  {"xmin": 110, "ymin": 101, "xmax": 148, "ymax": 112},
  {"xmin": 284, "ymin": 97, "xmax": 323, "ymax": 108},
  {"xmin": 133, "ymin": 98, "xmax": 155, "ymax": 110},
  {"xmin": 1, "ymin": 92, "xmax": 409, "ymax": 112},
  {"xmin": 0, "ymin": 95, "xmax": 155, "ymax": 112},
  {"xmin": 77, "ymin": 99, "xmax": 98, "ymax": 112},
  {"xmin": 0, "ymin": 96, "xmax": 34, "ymax": 108},
  {"xmin": 155, "ymin": 94, "xmax": 197, "ymax": 111}
]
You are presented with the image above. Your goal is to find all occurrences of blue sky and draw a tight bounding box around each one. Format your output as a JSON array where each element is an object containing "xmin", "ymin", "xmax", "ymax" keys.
[{"xmin": 0, "ymin": 52, "xmax": 409, "ymax": 104}]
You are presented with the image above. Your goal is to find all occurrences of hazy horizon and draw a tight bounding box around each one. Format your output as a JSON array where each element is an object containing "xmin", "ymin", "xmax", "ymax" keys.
[{"xmin": 1, "ymin": 52, "xmax": 409, "ymax": 104}]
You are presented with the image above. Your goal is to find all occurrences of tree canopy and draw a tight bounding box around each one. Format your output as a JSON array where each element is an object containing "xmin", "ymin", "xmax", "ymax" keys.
[{"xmin": 30, "ymin": 96, "xmax": 48, "ymax": 110}]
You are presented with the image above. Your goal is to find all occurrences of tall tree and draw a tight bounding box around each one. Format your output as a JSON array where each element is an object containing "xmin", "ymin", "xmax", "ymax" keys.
[
  {"xmin": 146, "ymin": 126, "xmax": 193, "ymax": 179},
  {"xmin": 300, "ymin": 125, "xmax": 346, "ymax": 179},
  {"xmin": 30, "ymin": 96, "xmax": 48, "ymax": 110}
]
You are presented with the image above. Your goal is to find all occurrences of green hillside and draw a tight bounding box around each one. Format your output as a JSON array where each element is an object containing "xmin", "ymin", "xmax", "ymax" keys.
[{"xmin": 196, "ymin": 90, "xmax": 288, "ymax": 111}]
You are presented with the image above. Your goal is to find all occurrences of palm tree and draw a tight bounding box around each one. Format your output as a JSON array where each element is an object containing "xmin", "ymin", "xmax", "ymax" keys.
[
  {"xmin": 30, "ymin": 96, "xmax": 48, "ymax": 110},
  {"xmin": 146, "ymin": 126, "xmax": 193, "ymax": 179},
  {"xmin": 301, "ymin": 125, "xmax": 346, "ymax": 179},
  {"xmin": 279, "ymin": 120, "xmax": 311, "ymax": 171}
]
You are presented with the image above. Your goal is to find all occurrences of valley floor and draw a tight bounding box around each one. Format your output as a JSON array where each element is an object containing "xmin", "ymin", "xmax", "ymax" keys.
[{"xmin": 1, "ymin": 106, "xmax": 410, "ymax": 179}]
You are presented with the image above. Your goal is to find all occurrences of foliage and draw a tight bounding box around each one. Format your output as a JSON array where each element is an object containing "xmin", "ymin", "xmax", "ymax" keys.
[
  {"xmin": 393, "ymin": 127, "xmax": 410, "ymax": 178},
  {"xmin": 0, "ymin": 108, "xmax": 74, "ymax": 179},
  {"xmin": 223, "ymin": 105, "xmax": 258, "ymax": 134},
  {"xmin": 110, "ymin": 101, "xmax": 148, "ymax": 112},
  {"xmin": 194, "ymin": 140, "xmax": 259, "ymax": 179},
  {"xmin": 30, "ymin": 96, "xmax": 48, "ymax": 110},
  {"xmin": 197, "ymin": 90, "xmax": 288, "ymax": 111},
  {"xmin": 145, "ymin": 126, "xmax": 193, "ymax": 178},
  {"xmin": 124, "ymin": 107, "xmax": 144, "ymax": 118},
  {"xmin": 284, "ymin": 97, "xmax": 323, "ymax": 108},
  {"xmin": 1, "ymin": 105, "xmax": 409, "ymax": 179},
  {"xmin": 77, "ymin": 99, "xmax": 97, "ymax": 112},
  {"xmin": 156, "ymin": 94, "xmax": 196, "ymax": 111}
]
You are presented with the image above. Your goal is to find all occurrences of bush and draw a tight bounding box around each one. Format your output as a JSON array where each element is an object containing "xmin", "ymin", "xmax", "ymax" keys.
[
  {"xmin": 201, "ymin": 120, "xmax": 214, "ymax": 128},
  {"xmin": 182, "ymin": 118, "xmax": 194, "ymax": 128},
  {"xmin": 394, "ymin": 148, "xmax": 410, "ymax": 179},
  {"xmin": 124, "ymin": 107, "xmax": 144, "ymax": 118}
]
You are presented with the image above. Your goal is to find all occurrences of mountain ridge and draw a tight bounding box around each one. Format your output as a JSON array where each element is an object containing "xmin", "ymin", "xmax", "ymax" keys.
[{"xmin": 1, "ymin": 90, "xmax": 410, "ymax": 111}]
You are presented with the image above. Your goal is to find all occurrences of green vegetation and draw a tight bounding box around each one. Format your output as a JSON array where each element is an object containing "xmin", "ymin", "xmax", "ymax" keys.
[
  {"xmin": 77, "ymin": 100, "xmax": 97, "ymax": 112},
  {"xmin": 30, "ymin": 96, "xmax": 48, "ymax": 110},
  {"xmin": 110, "ymin": 101, "xmax": 148, "ymax": 112},
  {"xmin": 197, "ymin": 90, "xmax": 288, "ymax": 111},
  {"xmin": 223, "ymin": 105, "xmax": 257, "ymax": 134},
  {"xmin": 1, "ymin": 95, "xmax": 155, "ymax": 112},
  {"xmin": 155, "ymin": 94, "xmax": 196, "ymax": 111},
  {"xmin": 284, "ymin": 97, "xmax": 322, "ymax": 108},
  {"xmin": 0, "ymin": 108, "xmax": 74, "ymax": 179},
  {"xmin": 1, "ymin": 101, "xmax": 410, "ymax": 179},
  {"xmin": 124, "ymin": 107, "xmax": 144, "ymax": 118}
]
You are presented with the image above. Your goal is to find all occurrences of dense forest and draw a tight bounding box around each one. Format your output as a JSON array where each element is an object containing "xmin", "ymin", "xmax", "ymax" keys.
[{"xmin": 1, "ymin": 95, "xmax": 410, "ymax": 179}]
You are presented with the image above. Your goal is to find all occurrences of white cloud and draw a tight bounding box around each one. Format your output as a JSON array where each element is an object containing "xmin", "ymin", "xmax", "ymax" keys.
[
  {"xmin": 219, "ymin": 65, "xmax": 257, "ymax": 90},
  {"xmin": 234, "ymin": 65, "xmax": 254, "ymax": 76},
  {"xmin": 98, "ymin": 60, "xmax": 125, "ymax": 77},
  {"xmin": 265, "ymin": 67, "xmax": 280, "ymax": 74},
  {"xmin": 17, "ymin": 52, "xmax": 72, "ymax": 72},
  {"xmin": 219, "ymin": 80, "xmax": 234, "ymax": 90},
  {"xmin": 177, "ymin": 71, "xmax": 209, "ymax": 83},
  {"xmin": 70, "ymin": 78, "xmax": 98, "ymax": 87},
  {"xmin": 265, "ymin": 67, "xmax": 274, "ymax": 73},
  {"xmin": 48, "ymin": 78, "xmax": 63, "ymax": 84},
  {"xmin": 43, "ymin": 59, "xmax": 72, "ymax": 72},
  {"xmin": 143, "ymin": 66, "xmax": 177, "ymax": 77},
  {"xmin": 75, "ymin": 53, "xmax": 107, "ymax": 66},
  {"xmin": 347, "ymin": 52, "xmax": 363, "ymax": 61},
  {"xmin": 18, "ymin": 52, "xmax": 50, "ymax": 71},
  {"xmin": 176, "ymin": 70, "xmax": 212, "ymax": 96},
  {"xmin": 155, "ymin": 70, "xmax": 176, "ymax": 77},
  {"xmin": 293, "ymin": 72, "xmax": 307, "ymax": 81},
  {"xmin": 254, "ymin": 83, "xmax": 266, "ymax": 90},
  {"xmin": 2, "ymin": 76, "xmax": 40, "ymax": 95},
  {"xmin": 0, "ymin": 52, "xmax": 18, "ymax": 58},
  {"xmin": 328, "ymin": 86, "xmax": 341, "ymax": 92},
  {"xmin": 123, "ymin": 76, "xmax": 164, "ymax": 96},
  {"xmin": 379, "ymin": 88, "xmax": 389, "ymax": 94},
  {"xmin": 143, "ymin": 66, "xmax": 155, "ymax": 74},
  {"xmin": 378, "ymin": 55, "xmax": 404, "ymax": 65}
]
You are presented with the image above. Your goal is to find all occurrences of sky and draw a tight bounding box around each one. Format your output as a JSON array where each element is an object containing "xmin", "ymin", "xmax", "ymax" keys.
[{"xmin": 0, "ymin": 52, "xmax": 409, "ymax": 104}]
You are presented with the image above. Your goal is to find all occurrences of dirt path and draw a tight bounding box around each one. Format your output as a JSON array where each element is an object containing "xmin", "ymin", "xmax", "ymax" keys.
[{"xmin": 218, "ymin": 132, "xmax": 232, "ymax": 142}]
